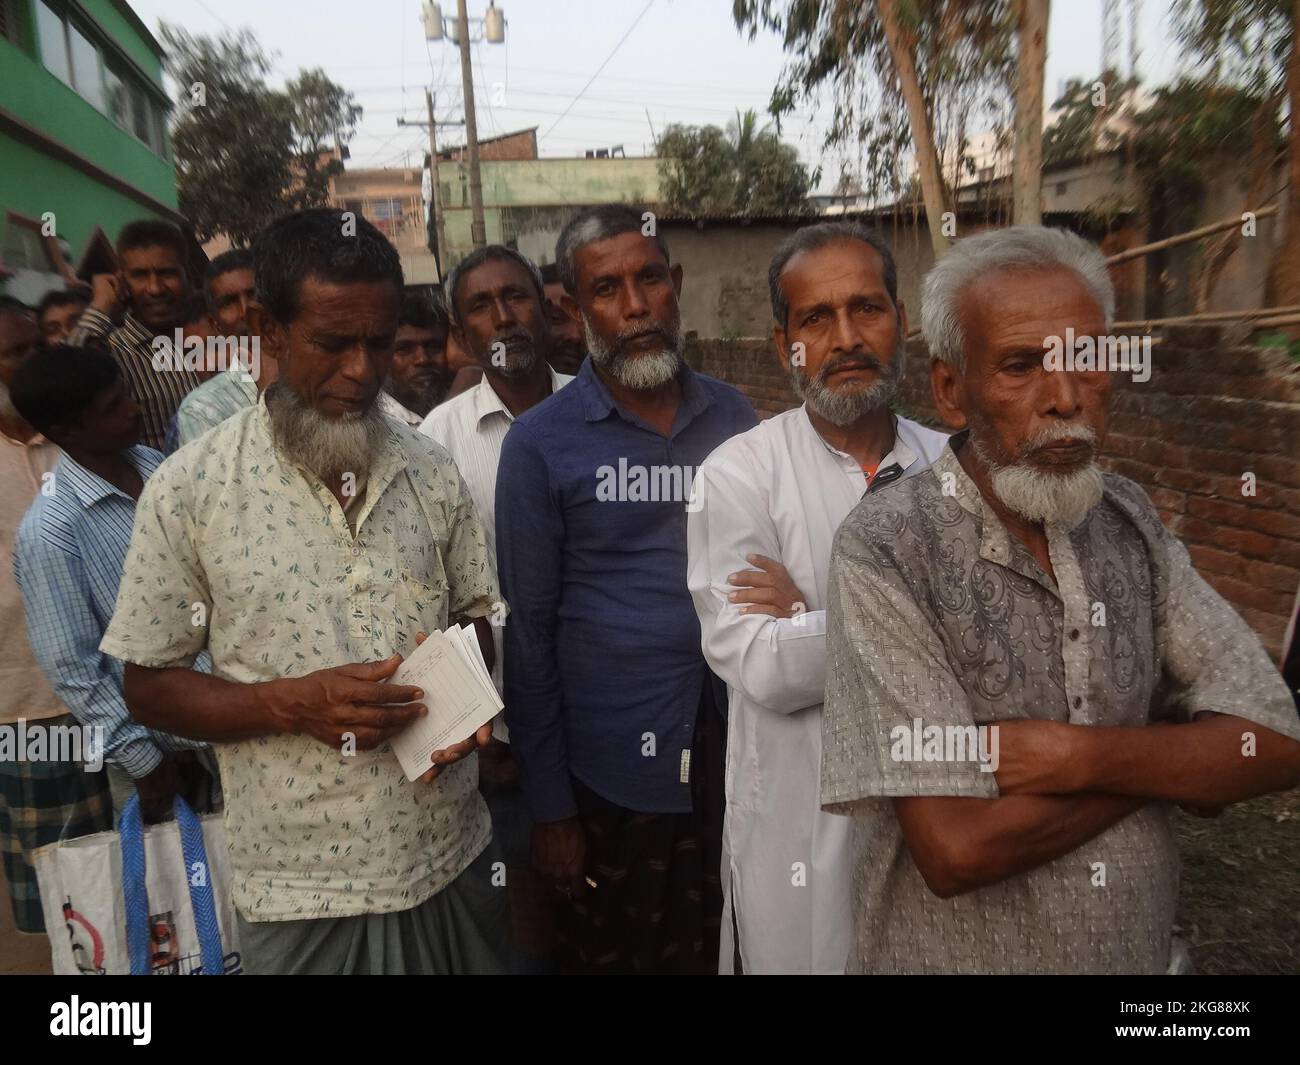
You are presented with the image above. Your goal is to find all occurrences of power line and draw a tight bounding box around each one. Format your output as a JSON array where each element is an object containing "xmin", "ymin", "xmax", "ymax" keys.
[{"xmin": 539, "ymin": 0, "xmax": 658, "ymax": 144}]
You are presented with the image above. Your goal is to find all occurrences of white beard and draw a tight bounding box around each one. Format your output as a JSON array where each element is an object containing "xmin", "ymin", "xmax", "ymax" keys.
[
  {"xmin": 789, "ymin": 340, "xmax": 905, "ymax": 427},
  {"xmin": 264, "ymin": 381, "xmax": 389, "ymax": 483},
  {"xmin": 971, "ymin": 424, "xmax": 1104, "ymax": 528},
  {"xmin": 583, "ymin": 317, "xmax": 683, "ymax": 390}
]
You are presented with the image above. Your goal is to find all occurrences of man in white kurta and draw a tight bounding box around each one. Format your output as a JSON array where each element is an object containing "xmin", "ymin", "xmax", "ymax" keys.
[{"xmin": 687, "ymin": 222, "xmax": 947, "ymax": 973}]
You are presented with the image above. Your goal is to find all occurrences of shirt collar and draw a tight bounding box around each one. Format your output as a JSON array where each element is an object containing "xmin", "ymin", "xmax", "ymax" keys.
[
  {"xmin": 575, "ymin": 356, "xmax": 711, "ymax": 430},
  {"xmin": 471, "ymin": 363, "xmax": 566, "ymax": 429},
  {"xmin": 801, "ymin": 407, "xmax": 920, "ymax": 473},
  {"xmin": 57, "ymin": 445, "xmax": 159, "ymax": 508},
  {"xmin": 119, "ymin": 312, "xmax": 156, "ymax": 346},
  {"xmin": 933, "ymin": 431, "xmax": 1044, "ymax": 579},
  {"xmin": 378, "ymin": 390, "xmax": 424, "ymax": 427}
]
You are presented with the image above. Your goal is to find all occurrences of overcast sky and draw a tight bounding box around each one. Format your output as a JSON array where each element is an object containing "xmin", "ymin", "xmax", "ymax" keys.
[{"xmin": 126, "ymin": 0, "xmax": 1188, "ymax": 193}]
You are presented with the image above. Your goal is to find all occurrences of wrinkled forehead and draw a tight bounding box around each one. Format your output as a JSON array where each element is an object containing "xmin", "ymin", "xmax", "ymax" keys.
[
  {"xmin": 573, "ymin": 231, "xmax": 669, "ymax": 285},
  {"xmin": 958, "ymin": 264, "xmax": 1105, "ymax": 355}
]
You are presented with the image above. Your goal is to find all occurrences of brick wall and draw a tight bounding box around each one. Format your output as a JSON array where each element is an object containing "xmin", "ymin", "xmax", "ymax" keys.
[{"xmin": 685, "ymin": 329, "xmax": 1300, "ymax": 658}]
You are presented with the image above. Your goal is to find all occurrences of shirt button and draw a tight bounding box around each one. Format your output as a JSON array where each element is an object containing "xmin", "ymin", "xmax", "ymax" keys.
[
  {"xmin": 1072, "ymin": 696, "xmax": 1083, "ymax": 709},
  {"xmin": 352, "ymin": 545, "xmax": 361, "ymax": 557},
  {"xmin": 1070, "ymin": 629, "xmax": 1080, "ymax": 641}
]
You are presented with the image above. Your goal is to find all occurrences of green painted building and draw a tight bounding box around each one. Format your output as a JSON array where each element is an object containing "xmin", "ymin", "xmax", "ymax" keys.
[
  {"xmin": 438, "ymin": 156, "xmax": 662, "ymax": 269},
  {"xmin": 0, "ymin": 0, "xmax": 177, "ymax": 302}
]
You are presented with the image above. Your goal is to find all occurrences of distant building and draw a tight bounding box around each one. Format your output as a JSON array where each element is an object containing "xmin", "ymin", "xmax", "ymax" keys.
[
  {"xmin": 331, "ymin": 165, "xmax": 439, "ymax": 286},
  {"xmin": 0, "ymin": 0, "xmax": 180, "ymax": 302}
]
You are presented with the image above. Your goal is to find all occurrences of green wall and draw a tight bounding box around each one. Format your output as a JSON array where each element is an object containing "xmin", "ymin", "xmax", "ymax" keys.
[{"xmin": 0, "ymin": 2, "xmax": 177, "ymax": 260}]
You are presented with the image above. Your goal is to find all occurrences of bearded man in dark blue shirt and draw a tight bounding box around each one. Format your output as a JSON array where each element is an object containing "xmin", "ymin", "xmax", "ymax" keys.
[{"xmin": 496, "ymin": 204, "xmax": 756, "ymax": 974}]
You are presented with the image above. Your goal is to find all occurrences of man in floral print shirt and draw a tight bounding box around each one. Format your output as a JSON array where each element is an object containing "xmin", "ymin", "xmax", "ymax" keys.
[{"xmin": 100, "ymin": 209, "xmax": 508, "ymax": 974}]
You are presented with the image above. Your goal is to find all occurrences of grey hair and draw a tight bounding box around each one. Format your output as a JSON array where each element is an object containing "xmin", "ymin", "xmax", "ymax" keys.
[
  {"xmin": 768, "ymin": 222, "xmax": 899, "ymax": 328},
  {"xmin": 920, "ymin": 225, "xmax": 1115, "ymax": 369},
  {"xmin": 555, "ymin": 203, "xmax": 671, "ymax": 294},
  {"xmin": 444, "ymin": 244, "xmax": 545, "ymax": 323}
]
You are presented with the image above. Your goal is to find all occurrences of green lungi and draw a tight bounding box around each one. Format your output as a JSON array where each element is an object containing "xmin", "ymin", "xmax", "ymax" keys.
[{"xmin": 236, "ymin": 839, "xmax": 510, "ymax": 975}]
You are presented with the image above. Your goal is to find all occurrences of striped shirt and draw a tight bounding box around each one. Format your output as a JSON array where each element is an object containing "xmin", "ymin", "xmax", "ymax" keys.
[
  {"xmin": 70, "ymin": 308, "xmax": 204, "ymax": 451},
  {"xmin": 174, "ymin": 362, "xmax": 258, "ymax": 447},
  {"xmin": 13, "ymin": 446, "xmax": 207, "ymax": 778}
]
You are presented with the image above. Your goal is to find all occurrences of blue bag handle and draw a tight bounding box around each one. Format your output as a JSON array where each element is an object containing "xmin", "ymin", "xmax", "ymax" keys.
[{"xmin": 119, "ymin": 792, "xmax": 225, "ymax": 975}]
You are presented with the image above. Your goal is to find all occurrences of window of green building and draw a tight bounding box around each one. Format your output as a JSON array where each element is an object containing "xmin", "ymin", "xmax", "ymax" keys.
[{"xmin": 35, "ymin": 1, "xmax": 169, "ymax": 159}]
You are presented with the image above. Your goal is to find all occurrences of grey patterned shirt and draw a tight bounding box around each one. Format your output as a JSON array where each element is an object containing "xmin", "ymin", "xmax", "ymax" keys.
[{"xmin": 821, "ymin": 433, "xmax": 1300, "ymax": 974}]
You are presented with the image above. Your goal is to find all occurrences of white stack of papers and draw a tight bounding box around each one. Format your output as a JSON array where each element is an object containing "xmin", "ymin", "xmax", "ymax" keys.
[{"xmin": 389, "ymin": 625, "xmax": 503, "ymax": 782}]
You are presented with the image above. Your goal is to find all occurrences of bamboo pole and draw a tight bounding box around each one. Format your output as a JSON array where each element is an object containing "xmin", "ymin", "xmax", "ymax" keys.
[
  {"xmin": 1114, "ymin": 304, "xmax": 1300, "ymax": 330},
  {"xmin": 1105, "ymin": 204, "xmax": 1279, "ymax": 265}
]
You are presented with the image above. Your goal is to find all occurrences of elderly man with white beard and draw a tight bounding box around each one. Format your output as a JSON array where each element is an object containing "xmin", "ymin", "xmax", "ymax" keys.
[
  {"xmin": 686, "ymin": 222, "xmax": 946, "ymax": 974},
  {"xmin": 819, "ymin": 225, "xmax": 1300, "ymax": 975},
  {"xmin": 99, "ymin": 208, "xmax": 509, "ymax": 975}
]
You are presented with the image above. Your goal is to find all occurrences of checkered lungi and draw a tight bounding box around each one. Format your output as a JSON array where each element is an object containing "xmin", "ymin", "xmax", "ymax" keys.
[{"xmin": 0, "ymin": 714, "xmax": 113, "ymax": 933}]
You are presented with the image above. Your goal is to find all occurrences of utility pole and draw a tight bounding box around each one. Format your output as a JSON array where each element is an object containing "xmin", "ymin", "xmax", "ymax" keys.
[
  {"xmin": 398, "ymin": 93, "xmax": 463, "ymax": 282},
  {"xmin": 426, "ymin": 89, "xmax": 447, "ymax": 277},
  {"xmin": 457, "ymin": 0, "xmax": 487, "ymax": 248}
]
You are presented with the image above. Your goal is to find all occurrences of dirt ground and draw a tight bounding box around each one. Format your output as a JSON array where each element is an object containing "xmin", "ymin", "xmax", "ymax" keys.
[
  {"xmin": 1174, "ymin": 789, "xmax": 1300, "ymax": 975},
  {"xmin": 2, "ymin": 794, "xmax": 1296, "ymax": 975}
]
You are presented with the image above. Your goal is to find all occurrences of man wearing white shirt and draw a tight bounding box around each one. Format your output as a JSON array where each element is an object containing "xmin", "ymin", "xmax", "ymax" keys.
[
  {"xmin": 420, "ymin": 245, "xmax": 572, "ymax": 970},
  {"xmin": 687, "ymin": 223, "xmax": 947, "ymax": 974}
]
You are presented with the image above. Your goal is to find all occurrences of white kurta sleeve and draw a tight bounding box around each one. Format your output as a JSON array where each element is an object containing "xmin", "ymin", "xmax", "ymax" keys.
[{"xmin": 687, "ymin": 453, "xmax": 827, "ymax": 715}]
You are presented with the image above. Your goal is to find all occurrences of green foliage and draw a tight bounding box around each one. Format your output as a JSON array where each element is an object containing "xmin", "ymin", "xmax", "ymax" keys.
[
  {"xmin": 161, "ymin": 26, "xmax": 362, "ymax": 246},
  {"xmin": 733, "ymin": 0, "xmax": 1015, "ymax": 206},
  {"xmin": 656, "ymin": 109, "xmax": 812, "ymax": 214}
]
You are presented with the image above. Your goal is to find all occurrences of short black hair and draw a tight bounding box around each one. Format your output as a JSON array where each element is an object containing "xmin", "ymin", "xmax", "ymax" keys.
[
  {"xmin": 206, "ymin": 248, "xmax": 253, "ymax": 286},
  {"xmin": 36, "ymin": 289, "xmax": 89, "ymax": 320},
  {"xmin": 116, "ymin": 218, "xmax": 188, "ymax": 261},
  {"xmin": 10, "ymin": 344, "xmax": 120, "ymax": 435},
  {"xmin": 445, "ymin": 245, "xmax": 544, "ymax": 322},
  {"xmin": 252, "ymin": 207, "xmax": 405, "ymax": 325},
  {"xmin": 768, "ymin": 222, "xmax": 899, "ymax": 329},
  {"xmin": 0, "ymin": 295, "xmax": 33, "ymax": 320},
  {"xmin": 539, "ymin": 262, "xmax": 561, "ymax": 286},
  {"xmin": 399, "ymin": 291, "xmax": 450, "ymax": 335},
  {"xmin": 555, "ymin": 204, "xmax": 669, "ymax": 295}
]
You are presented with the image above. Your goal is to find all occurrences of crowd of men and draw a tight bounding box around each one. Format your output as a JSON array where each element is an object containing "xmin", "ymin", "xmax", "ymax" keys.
[{"xmin": 1, "ymin": 203, "xmax": 1298, "ymax": 975}]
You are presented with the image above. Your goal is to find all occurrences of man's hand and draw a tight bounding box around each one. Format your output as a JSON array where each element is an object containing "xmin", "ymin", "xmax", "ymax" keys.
[
  {"xmin": 991, "ymin": 719, "xmax": 1086, "ymax": 796},
  {"xmin": 531, "ymin": 818, "xmax": 587, "ymax": 898},
  {"xmin": 267, "ymin": 653, "xmax": 426, "ymax": 751},
  {"xmin": 135, "ymin": 756, "xmax": 182, "ymax": 823},
  {"xmin": 727, "ymin": 553, "xmax": 809, "ymax": 619},
  {"xmin": 88, "ymin": 273, "xmax": 125, "ymax": 319}
]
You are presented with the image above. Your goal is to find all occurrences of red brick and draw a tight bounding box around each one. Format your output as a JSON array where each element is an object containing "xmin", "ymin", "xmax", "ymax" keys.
[{"xmin": 1187, "ymin": 544, "xmax": 1243, "ymax": 579}]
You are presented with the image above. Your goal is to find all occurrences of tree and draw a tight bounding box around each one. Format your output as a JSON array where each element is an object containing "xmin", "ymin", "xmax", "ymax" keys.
[
  {"xmin": 1169, "ymin": 0, "xmax": 1294, "ymax": 311},
  {"xmin": 286, "ymin": 69, "xmax": 364, "ymax": 208},
  {"xmin": 734, "ymin": 0, "xmax": 1017, "ymax": 254},
  {"xmin": 161, "ymin": 27, "xmax": 363, "ymax": 246},
  {"xmin": 656, "ymin": 109, "xmax": 812, "ymax": 214},
  {"xmin": 1011, "ymin": 0, "xmax": 1050, "ymax": 224}
]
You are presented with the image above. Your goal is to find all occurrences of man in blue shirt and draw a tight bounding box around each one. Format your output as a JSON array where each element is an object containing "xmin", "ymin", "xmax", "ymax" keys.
[
  {"xmin": 496, "ymin": 204, "xmax": 757, "ymax": 973},
  {"xmin": 12, "ymin": 345, "xmax": 215, "ymax": 822}
]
